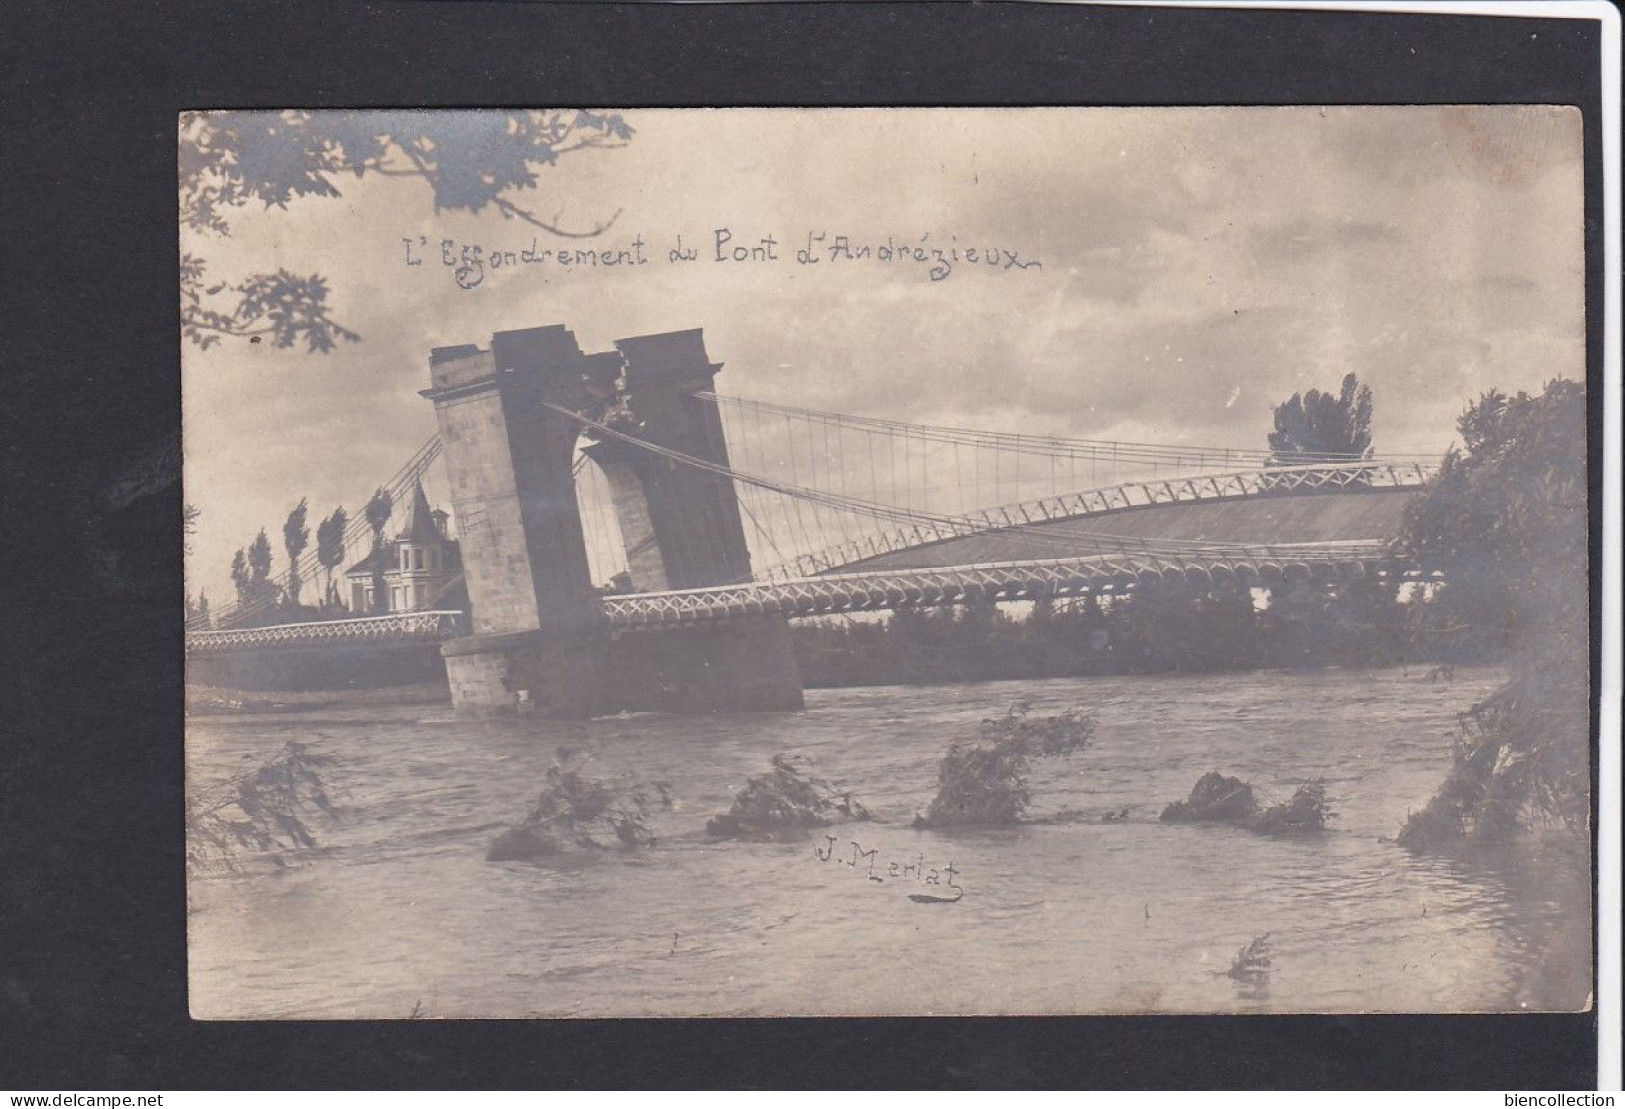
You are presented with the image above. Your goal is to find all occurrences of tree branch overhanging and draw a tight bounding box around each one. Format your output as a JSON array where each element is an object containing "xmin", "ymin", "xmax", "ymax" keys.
[{"xmin": 179, "ymin": 109, "xmax": 635, "ymax": 351}]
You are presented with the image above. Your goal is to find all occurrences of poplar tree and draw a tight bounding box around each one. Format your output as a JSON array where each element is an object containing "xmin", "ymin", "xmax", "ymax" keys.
[{"xmin": 1267, "ymin": 372, "xmax": 1373, "ymax": 464}]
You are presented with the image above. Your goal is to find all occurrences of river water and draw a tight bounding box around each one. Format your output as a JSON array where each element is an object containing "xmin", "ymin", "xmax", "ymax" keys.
[{"xmin": 186, "ymin": 665, "xmax": 1591, "ymax": 1018}]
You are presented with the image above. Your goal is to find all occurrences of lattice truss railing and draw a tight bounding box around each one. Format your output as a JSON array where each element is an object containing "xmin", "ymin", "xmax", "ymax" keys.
[
  {"xmin": 186, "ymin": 611, "xmax": 467, "ymax": 655},
  {"xmin": 600, "ymin": 542, "xmax": 1428, "ymax": 628},
  {"xmin": 775, "ymin": 460, "xmax": 1438, "ymax": 578}
]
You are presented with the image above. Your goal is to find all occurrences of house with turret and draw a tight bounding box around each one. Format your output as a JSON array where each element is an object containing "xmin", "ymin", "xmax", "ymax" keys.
[{"xmin": 344, "ymin": 480, "xmax": 465, "ymax": 614}]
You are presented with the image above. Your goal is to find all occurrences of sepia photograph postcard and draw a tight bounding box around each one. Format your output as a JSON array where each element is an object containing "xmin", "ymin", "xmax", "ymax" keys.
[{"xmin": 180, "ymin": 105, "xmax": 1593, "ymax": 1021}]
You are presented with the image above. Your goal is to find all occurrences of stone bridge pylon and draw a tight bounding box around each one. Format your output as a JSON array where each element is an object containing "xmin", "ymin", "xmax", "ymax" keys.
[{"xmin": 422, "ymin": 323, "xmax": 804, "ymax": 718}]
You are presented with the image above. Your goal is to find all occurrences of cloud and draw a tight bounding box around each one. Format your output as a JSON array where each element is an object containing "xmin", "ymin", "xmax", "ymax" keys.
[
  {"xmin": 182, "ymin": 107, "xmax": 1585, "ymax": 602},
  {"xmin": 1247, "ymin": 216, "xmax": 1400, "ymax": 263}
]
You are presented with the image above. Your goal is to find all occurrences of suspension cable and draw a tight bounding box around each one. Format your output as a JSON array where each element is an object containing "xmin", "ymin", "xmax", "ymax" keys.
[
  {"xmin": 542, "ymin": 401, "xmax": 1402, "ymax": 579},
  {"xmin": 698, "ymin": 392, "xmax": 1436, "ymax": 465}
]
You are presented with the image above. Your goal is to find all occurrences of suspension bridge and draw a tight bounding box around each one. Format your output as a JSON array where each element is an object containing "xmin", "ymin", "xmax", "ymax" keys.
[{"xmin": 186, "ymin": 324, "xmax": 1439, "ymax": 716}]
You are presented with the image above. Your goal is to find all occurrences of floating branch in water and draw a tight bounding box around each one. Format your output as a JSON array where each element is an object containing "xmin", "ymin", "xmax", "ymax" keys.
[
  {"xmin": 1225, "ymin": 932, "xmax": 1273, "ymax": 992},
  {"xmin": 915, "ymin": 701, "xmax": 1095, "ymax": 829},
  {"xmin": 707, "ymin": 754, "xmax": 870, "ymax": 840}
]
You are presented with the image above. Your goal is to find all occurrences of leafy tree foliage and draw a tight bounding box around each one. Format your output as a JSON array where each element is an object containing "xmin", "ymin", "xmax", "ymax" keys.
[
  {"xmin": 791, "ymin": 575, "xmax": 1413, "ymax": 688},
  {"xmin": 486, "ymin": 748, "xmax": 671, "ymax": 861},
  {"xmin": 187, "ymin": 741, "xmax": 339, "ymax": 872},
  {"xmin": 229, "ymin": 548, "xmax": 250, "ymax": 605},
  {"xmin": 282, "ymin": 498, "xmax": 310, "ymax": 607},
  {"xmin": 1117, "ymin": 579, "xmax": 1261, "ymax": 671},
  {"xmin": 316, "ymin": 507, "xmax": 349, "ymax": 604},
  {"xmin": 1398, "ymin": 380, "xmax": 1586, "ymax": 654},
  {"xmin": 363, "ymin": 488, "xmax": 394, "ymax": 615},
  {"xmin": 184, "ymin": 590, "xmax": 212, "ymax": 631},
  {"xmin": 223, "ymin": 528, "xmax": 283, "ymax": 618},
  {"xmin": 916, "ymin": 702, "xmax": 1094, "ymax": 828},
  {"xmin": 1395, "ymin": 379, "xmax": 1588, "ymax": 849},
  {"xmin": 1267, "ymin": 372, "xmax": 1373, "ymax": 464},
  {"xmin": 247, "ymin": 528, "xmax": 273, "ymax": 584},
  {"xmin": 363, "ymin": 488, "xmax": 393, "ymax": 539},
  {"xmin": 180, "ymin": 110, "xmax": 633, "ymax": 352}
]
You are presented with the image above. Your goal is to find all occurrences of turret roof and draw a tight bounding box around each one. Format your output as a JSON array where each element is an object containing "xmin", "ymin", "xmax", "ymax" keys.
[{"xmin": 396, "ymin": 480, "xmax": 441, "ymax": 543}]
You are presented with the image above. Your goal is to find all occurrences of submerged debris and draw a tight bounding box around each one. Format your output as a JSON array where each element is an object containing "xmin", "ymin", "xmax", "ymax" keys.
[
  {"xmin": 706, "ymin": 754, "xmax": 869, "ymax": 840},
  {"xmin": 915, "ymin": 702, "xmax": 1095, "ymax": 829},
  {"xmin": 487, "ymin": 748, "xmax": 671, "ymax": 861},
  {"xmin": 1160, "ymin": 772, "xmax": 1331, "ymax": 835}
]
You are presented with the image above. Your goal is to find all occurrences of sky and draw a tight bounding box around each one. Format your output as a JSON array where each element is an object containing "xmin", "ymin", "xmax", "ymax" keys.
[{"xmin": 182, "ymin": 106, "xmax": 1584, "ymax": 604}]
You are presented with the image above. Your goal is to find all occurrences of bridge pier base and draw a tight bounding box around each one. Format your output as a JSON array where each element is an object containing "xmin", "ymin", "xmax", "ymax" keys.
[
  {"xmin": 439, "ymin": 619, "xmax": 803, "ymax": 717},
  {"xmin": 607, "ymin": 617, "xmax": 804, "ymax": 715},
  {"xmin": 440, "ymin": 630, "xmax": 607, "ymax": 719}
]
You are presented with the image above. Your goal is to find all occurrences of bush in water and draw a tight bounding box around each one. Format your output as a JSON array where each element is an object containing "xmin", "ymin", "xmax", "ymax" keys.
[
  {"xmin": 915, "ymin": 701, "xmax": 1095, "ymax": 828},
  {"xmin": 1226, "ymin": 932, "xmax": 1273, "ymax": 994},
  {"xmin": 1252, "ymin": 782, "xmax": 1333, "ymax": 835},
  {"xmin": 1159, "ymin": 772, "xmax": 1258, "ymax": 825},
  {"xmin": 487, "ymin": 748, "xmax": 671, "ymax": 861},
  {"xmin": 706, "ymin": 754, "xmax": 870, "ymax": 840},
  {"xmin": 1163, "ymin": 774, "xmax": 1339, "ymax": 832},
  {"xmin": 187, "ymin": 740, "xmax": 339, "ymax": 871},
  {"xmin": 1161, "ymin": 773, "xmax": 1332, "ymax": 835}
]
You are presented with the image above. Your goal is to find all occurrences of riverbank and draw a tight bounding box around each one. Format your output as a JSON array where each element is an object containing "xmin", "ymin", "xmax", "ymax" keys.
[{"xmin": 185, "ymin": 681, "xmax": 451, "ymax": 716}]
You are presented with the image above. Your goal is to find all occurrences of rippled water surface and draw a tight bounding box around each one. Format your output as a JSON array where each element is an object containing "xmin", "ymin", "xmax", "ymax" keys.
[{"xmin": 186, "ymin": 666, "xmax": 1590, "ymax": 1018}]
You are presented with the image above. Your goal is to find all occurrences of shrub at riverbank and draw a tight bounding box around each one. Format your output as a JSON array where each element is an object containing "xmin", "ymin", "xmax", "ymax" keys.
[
  {"xmin": 1396, "ymin": 664, "xmax": 1588, "ymax": 852},
  {"xmin": 1394, "ymin": 380, "xmax": 1589, "ymax": 853}
]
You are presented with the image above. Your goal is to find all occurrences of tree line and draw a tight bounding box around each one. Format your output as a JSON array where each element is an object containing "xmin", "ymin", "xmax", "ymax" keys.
[
  {"xmin": 789, "ymin": 573, "xmax": 1458, "ymax": 689},
  {"xmin": 188, "ymin": 487, "xmax": 402, "ymax": 629}
]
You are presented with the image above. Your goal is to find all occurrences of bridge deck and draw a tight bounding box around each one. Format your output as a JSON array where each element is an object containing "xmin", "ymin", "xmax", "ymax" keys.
[
  {"xmin": 186, "ymin": 464, "xmax": 1436, "ymax": 650},
  {"xmin": 601, "ymin": 544, "xmax": 1409, "ymax": 627},
  {"xmin": 840, "ymin": 484, "xmax": 1421, "ymax": 572},
  {"xmin": 768, "ymin": 462, "xmax": 1433, "ymax": 578}
]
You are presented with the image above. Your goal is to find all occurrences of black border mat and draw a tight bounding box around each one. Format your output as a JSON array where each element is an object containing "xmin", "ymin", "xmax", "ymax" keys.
[{"xmin": 0, "ymin": 0, "xmax": 1604, "ymax": 1089}]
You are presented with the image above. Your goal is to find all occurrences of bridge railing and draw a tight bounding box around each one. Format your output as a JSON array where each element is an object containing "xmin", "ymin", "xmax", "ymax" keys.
[
  {"xmin": 185, "ymin": 610, "xmax": 468, "ymax": 654},
  {"xmin": 764, "ymin": 460, "xmax": 1437, "ymax": 580},
  {"xmin": 602, "ymin": 541, "xmax": 1416, "ymax": 627}
]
